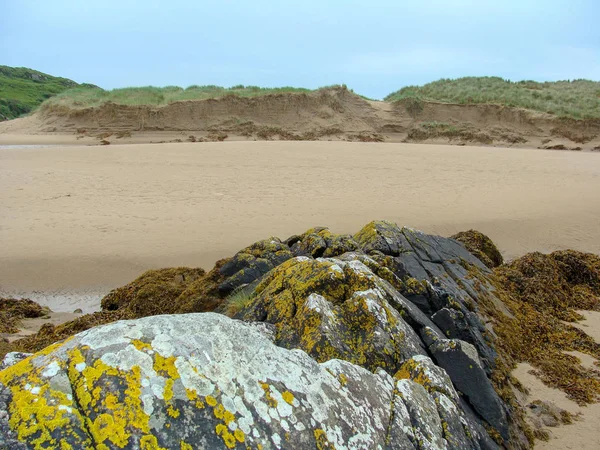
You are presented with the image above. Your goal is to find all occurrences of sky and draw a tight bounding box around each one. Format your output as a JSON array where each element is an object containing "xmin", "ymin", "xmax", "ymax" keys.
[{"xmin": 1, "ymin": 0, "xmax": 599, "ymax": 99}]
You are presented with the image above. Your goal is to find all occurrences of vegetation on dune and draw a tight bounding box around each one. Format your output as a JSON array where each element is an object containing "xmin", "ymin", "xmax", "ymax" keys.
[
  {"xmin": 40, "ymin": 84, "xmax": 337, "ymax": 109},
  {"xmin": 0, "ymin": 66, "xmax": 92, "ymax": 121},
  {"xmin": 385, "ymin": 76, "xmax": 600, "ymax": 119}
]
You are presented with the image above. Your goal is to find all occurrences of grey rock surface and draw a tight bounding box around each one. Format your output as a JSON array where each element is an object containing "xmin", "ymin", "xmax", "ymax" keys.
[{"xmin": 0, "ymin": 313, "xmax": 497, "ymax": 449}]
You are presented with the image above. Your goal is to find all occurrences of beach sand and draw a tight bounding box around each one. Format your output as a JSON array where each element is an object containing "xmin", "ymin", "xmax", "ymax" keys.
[{"xmin": 1, "ymin": 140, "xmax": 599, "ymax": 312}]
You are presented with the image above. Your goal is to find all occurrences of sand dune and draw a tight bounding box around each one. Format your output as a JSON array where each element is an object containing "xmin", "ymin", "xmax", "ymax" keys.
[
  {"xmin": 2, "ymin": 87, "xmax": 600, "ymax": 150},
  {"xmin": 1, "ymin": 140, "xmax": 599, "ymax": 312}
]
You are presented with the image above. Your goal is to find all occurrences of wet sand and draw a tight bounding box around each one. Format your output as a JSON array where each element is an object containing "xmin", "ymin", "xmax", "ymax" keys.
[{"xmin": 1, "ymin": 140, "xmax": 599, "ymax": 312}]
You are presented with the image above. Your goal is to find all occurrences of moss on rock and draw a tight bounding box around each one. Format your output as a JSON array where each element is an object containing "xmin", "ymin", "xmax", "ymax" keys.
[{"xmin": 234, "ymin": 257, "xmax": 425, "ymax": 374}]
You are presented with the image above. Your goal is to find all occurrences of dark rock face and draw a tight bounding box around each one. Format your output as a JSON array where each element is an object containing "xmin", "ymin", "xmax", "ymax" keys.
[
  {"xmin": 1, "ymin": 221, "xmax": 533, "ymax": 448},
  {"xmin": 429, "ymin": 339, "xmax": 509, "ymax": 439},
  {"xmin": 218, "ymin": 238, "xmax": 293, "ymax": 295}
]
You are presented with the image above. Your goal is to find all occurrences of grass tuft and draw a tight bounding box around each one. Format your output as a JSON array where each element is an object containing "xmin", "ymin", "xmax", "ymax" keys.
[{"xmin": 222, "ymin": 286, "xmax": 255, "ymax": 317}]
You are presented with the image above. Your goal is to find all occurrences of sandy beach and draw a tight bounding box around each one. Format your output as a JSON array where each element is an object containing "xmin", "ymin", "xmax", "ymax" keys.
[{"xmin": 1, "ymin": 140, "xmax": 600, "ymax": 312}]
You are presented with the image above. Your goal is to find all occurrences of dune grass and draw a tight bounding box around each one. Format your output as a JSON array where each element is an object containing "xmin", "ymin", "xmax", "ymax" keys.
[
  {"xmin": 385, "ymin": 76, "xmax": 600, "ymax": 119},
  {"xmin": 41, "ymin": 84, "xmax": 323, "ymax": 109}
]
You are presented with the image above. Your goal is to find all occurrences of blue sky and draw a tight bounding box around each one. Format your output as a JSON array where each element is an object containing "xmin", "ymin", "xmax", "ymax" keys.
[{"xmin": 1, "ymin": 0, "xmax": 599, "ymax": 99}]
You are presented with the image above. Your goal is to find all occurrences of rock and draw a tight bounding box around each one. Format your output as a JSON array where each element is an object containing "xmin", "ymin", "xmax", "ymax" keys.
[
  {"xmin": 288, "ymin": 227, "xmax": 362, "ymax": 258},
  {"xmin": 395, "ymin": 355, "xmax": 458, "ymax": 401},
  {"xmin": 429, "ymin": 338, "xmax": 509, "ymax": 440},
  {"xmin": 3, "ymin": 220, "xmax": 539, "ymax": 447},
  {"xmin": 0, "ymin": 313, "xmax": 495, "ymax": 449},
  {"xmin": 234, "ymin": 256, "xmax": 428, "ymax": 374},
  {"xmin": 431, "ymin": 308, "xmax": 497, "ymax": 374},
  {"xmin": 73, "ymin": 308, "xmax": 83, "ymax": 314},
  {"xmin": 218, "ymin": 238, "xmax": 293, "ymax": 295},
  {"xmin": 354, "ymin": 220, "xmax": 410, "ymax": 256},
  {"xmin": 0, "ymin": 352, "xmax": 32, "ymax": 371}
]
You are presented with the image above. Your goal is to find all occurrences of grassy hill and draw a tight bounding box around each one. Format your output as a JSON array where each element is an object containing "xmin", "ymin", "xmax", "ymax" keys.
[
  {"xmin": 0, "ymin": 66, "xmax": 93, "ymax": 121},
  {"xmin": 385, "ymin": 76, "xmax": 600, "ymax": 119}
]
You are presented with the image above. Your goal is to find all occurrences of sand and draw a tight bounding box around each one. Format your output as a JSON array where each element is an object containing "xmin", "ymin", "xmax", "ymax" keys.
[
  {"xmin": 4, "ymin": 311, "xmax": 82, "ymax": 343},
  {"xmin": 1, "ymin": 140, "xmax": 600, "ymax": 313}
]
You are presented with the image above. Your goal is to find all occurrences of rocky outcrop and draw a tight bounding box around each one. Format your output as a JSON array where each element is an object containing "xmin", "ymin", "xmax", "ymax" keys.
[
  {"xmin": 0, "ymin": 313, "xmax": 497, "ymax": 449},
  {"xmin": 7, "ymin": 220, "xmax": 598, "ymax": 448}
]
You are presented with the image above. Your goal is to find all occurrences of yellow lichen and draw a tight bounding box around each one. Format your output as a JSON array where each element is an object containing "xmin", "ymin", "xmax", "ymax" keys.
[
  {"xmin": 205, "ymin": 395, "xmax": 218, "ymax": 407},
  {"xmin": 216, "ymin": 423, "xmax": 237, "ymax": 448},
  {"xmin": 281, "ymin": 390, "xmax": 295, "ymax": 405},
  {"xmin": 186, "ymin": 388, "xmax": 205, "ymax": 409},
  {"xmin": 132, "ymin": 339, "xmax": 153, "ymax": 352},
  {"xmin": 167, "ymin": 405, "xmax": 180, "ymax": 418},
  {"xmin": 0, "ymin": 356, "xmax": 93, "ymax": 449},
  {"xmin": 234, "ymin": 428, "xmax": 245, "ymax": 443},
  {"xmin": 67, "ymin": 348, "xmax": 151, "ymax": 447},
  {"xmin": 105, "ymin": 393, "xmax": 119, "ymax": 410},
  {"xmin": 164, "ymin": 378, "xmax": 175, "ymax": 401},
  {"xmin": 213, "ymin": 403, "xmax": 236, "ymax": 425},
  {"xmin": 259, "ymin": 381, "xmax": 278, "ymax": 408},
  {"xmin": 140, "ymin": 435, "xmax": 167, "ymax": 450},
  {"xmin": 180, "ymin": 442, "xmax": 193, "ymax": 450},
  {"xmin": 154, "ymin": 353, "xmax": 180, "ymax": 380},
  {"xmin": 314, "ymin": 428, "xmax": 335, "ymax": 449}
]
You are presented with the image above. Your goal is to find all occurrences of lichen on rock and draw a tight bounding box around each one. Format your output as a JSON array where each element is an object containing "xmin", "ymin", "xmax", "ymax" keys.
[{"xmin": 3, "ymin": 220, "xmax": 598, "ymax": 448}]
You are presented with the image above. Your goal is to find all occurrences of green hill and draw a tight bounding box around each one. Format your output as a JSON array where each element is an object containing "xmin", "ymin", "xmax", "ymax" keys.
[
  {"xmin": 0, "ymin": 66, "xmax": 94, "ymax": 121},
  {"xmin": 385, "ymin": 76, "xmax": 600, "ymax": 119}
]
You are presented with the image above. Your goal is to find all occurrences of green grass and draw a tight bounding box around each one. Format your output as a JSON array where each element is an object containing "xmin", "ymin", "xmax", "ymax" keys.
[
  {"xmin": 41, "ymin": 84, "xmax": 327, "ymax": 110},
  {"xmin": 222, "ymin": 286, "xmax": 255, "ymax": 317},
  {"xmin": 0, "ymin": 66, "xmax": 91, "ymax": 120},
  {"xmin": 385, "ymin": 76, "xmax": 600, "ymax": 119}
]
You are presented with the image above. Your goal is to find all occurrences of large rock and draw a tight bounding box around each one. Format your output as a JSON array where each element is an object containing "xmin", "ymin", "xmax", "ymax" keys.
[
  {"xmin": 3, "ymin": 221, "xmax": 532, "ymax": 447},
  {"xmin": 0, "ymin": 313, "xmax": 496, "ymax": 449},
  {"xmin": 234, "ymin": 256, "xmax": 433, "ymax": 374}
]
